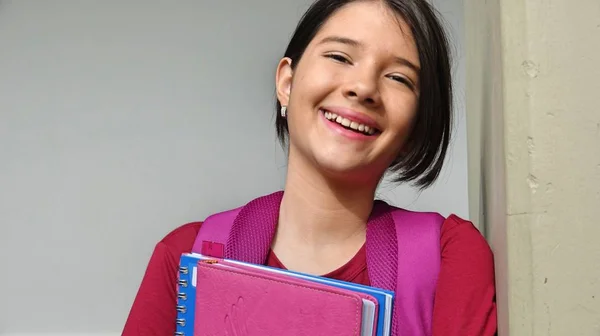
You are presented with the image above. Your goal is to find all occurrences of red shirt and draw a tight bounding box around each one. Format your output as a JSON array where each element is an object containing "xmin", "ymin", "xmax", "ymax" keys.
[{"xmin": 123, "ymin": 214, "xmax": 497, "ymax": 335}]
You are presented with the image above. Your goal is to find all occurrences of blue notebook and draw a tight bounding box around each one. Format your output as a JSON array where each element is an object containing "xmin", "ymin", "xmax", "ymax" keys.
[
  {"xmin": 175, "ymin": 252, "xmax": 395, "ymax": 336},
  {"xmin": 175, "ymin": 254, "xmax": 203, "ymax": 336}
]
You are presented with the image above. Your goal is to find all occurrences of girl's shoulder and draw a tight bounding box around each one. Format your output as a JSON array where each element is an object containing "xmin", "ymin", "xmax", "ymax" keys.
[
  {"xmin": 441, "ymin": 214, "xmax": 491, "ymax": 248},
  {"xmin": 440, "ymin": 214, "xmax": 495, "ymax": 269},
  {"xmin": 156, "ymin": 221, "xmax": 203, "ymax": 255}
]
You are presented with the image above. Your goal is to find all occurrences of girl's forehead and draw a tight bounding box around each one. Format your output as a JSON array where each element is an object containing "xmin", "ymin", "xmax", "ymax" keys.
[{"xmin": 312, "ymin": 2, "xmax": 415, "ymax": 47}]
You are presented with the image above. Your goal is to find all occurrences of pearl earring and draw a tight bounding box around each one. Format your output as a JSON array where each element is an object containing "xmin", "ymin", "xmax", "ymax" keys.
[{"xmin": 281, "ymin": 106, "xmax": 287, "ymax": 118}]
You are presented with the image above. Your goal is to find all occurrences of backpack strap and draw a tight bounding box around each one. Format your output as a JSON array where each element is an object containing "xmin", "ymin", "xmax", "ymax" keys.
[
  {"xmin": 392, "ymin": 208, "xmax": 443, "ymax": 336},
  {"xmin": 367, "ymin": 201, "xmax": 443, "ymax": 336},
  {"xmin": 191, "ymin": 206, "xmax": 243, "ymax": 258},
  {"xmin": 191, "ymin": 191, "xmax": 283, "ymax": 262}
]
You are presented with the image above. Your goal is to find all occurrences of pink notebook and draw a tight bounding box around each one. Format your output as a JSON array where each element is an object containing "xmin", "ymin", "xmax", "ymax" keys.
[{"xmin": 194, "ymin": 259, "xmax": 377, "ymax": 336}]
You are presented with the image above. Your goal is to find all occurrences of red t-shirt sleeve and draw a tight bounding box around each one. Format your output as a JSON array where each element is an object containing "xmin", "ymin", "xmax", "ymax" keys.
[
  {"xmin": 433, "ymin": 215, "xmax": 498, "ymax": 336},
  {"xmin": 122, "ymin": 222, "xmax": 201, "ymax": 336}
]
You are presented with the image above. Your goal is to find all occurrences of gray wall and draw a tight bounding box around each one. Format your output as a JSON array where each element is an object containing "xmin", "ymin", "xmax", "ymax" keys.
[{"xmin": 0, "ymin": 1, "xmax": 466, "ymax": 334}]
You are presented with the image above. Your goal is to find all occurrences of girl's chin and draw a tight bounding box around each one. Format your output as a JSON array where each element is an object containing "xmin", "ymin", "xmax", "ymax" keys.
[
  {"xmin": 288, "ymin": 141, "xmax": 389, "ymax": 183},
  {"xmin": 312, "ymin": 158, "xmax": 384, "ymax": 184}
]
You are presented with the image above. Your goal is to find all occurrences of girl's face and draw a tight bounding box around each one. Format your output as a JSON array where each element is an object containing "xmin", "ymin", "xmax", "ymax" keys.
[{"xmin": 276, "ymin": 1, "xmax": 420, "ymax": 184}]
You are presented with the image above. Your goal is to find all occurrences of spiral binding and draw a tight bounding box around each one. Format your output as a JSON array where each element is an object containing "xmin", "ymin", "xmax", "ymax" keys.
[{"xmin": 175, "ymin": 265, "xmax": 190, "ymax": 336}]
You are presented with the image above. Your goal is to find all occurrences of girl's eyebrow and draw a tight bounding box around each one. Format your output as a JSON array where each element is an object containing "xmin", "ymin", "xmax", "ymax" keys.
[
  {"xmin": 393, "ymin": 56, "xmax": 420, "ymax": 73},
  {"xmin": 317, "ymin": 35, "xmax": 361, "ymax": 48}
]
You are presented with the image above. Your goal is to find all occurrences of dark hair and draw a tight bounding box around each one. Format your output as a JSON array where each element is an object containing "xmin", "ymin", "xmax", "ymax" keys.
[{"xmin": 275, "ymin": 0, "xmax": 453, "ymax": 189}]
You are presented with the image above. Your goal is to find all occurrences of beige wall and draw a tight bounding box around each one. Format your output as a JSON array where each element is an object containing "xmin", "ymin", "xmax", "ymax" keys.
[{"xmin": 466, "ymin": 0, "xmax": 600, "ymax": 335}]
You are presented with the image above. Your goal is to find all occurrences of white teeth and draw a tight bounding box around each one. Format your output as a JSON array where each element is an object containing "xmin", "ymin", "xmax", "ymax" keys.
[{"xmin": 322, "ymin": 110, "xmax": 377, "ymax": 135}]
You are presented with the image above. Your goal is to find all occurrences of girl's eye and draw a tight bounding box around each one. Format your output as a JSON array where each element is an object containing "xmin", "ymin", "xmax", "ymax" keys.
[
  {"xmin": 388, "ymin": 75, "xmax": 415, "ymax": 89},
  {"xmin": 325, "ymin": 54, "xmax": 351, "ymax": 64}
]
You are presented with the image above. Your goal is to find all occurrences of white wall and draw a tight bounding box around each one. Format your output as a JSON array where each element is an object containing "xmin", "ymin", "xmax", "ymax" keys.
[
  {"xmin": 464, "ymin": 0, "xmax": 508, "ymax": 332},
  {"xmin": 0, "ymin": 1, "xmax": 467, "ymax": 334}
]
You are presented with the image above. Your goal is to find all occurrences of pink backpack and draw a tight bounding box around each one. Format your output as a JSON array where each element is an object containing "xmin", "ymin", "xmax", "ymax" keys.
[{"xmin": 191, "ymin": 191, "xmax": 443, "ymax": 336}]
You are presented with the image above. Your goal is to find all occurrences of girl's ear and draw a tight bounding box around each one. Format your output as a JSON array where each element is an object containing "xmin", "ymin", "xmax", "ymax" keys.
[{"xmin": 275, "ymin": 57, "xmax": 293, "ymax": 106}]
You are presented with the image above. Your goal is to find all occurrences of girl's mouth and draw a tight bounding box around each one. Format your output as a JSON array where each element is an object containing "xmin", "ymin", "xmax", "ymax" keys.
[{"xmin": 321, "ymin": 109, "xmax": 381, "ymax": 136}]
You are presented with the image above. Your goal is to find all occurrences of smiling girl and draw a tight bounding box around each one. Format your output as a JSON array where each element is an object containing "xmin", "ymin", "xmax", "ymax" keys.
[{"xmin": 123, "ymin": 1, "xmax": 497, "ymax": 335}]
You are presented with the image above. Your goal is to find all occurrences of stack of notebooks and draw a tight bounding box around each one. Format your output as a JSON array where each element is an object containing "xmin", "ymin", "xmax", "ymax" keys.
[{"xmin": 175, "ymin": 253, "xmax": 394, "ymax": 336}]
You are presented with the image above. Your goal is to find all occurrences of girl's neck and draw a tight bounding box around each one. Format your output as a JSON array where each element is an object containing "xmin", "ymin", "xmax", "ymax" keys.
[{"xmin": 276, "ymin": 153, "xmax": 378, "ymax": 249}]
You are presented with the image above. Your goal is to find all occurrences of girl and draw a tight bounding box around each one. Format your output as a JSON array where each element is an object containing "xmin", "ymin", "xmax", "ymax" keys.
[{"xmin": 123, "ymin": 0, "xmax": 497, "ymax": 335}]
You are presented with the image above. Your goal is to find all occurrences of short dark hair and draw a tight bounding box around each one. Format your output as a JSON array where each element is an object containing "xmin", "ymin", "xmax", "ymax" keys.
[{"xmin": 275, "ymin": 0, "xmax": 453, "ymax": 189}]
